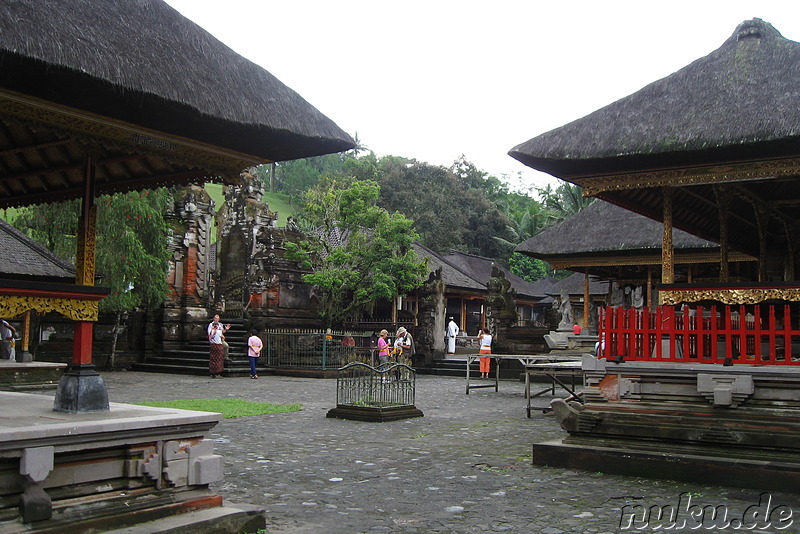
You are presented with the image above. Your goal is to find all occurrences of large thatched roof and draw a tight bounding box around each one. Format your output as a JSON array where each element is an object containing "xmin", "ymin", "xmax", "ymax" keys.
[
  {"xmin": 0, "ymin": 0, "xmax": 354, "ymax": 208},
  {"xmin": 509, "ymin": 19, "xmax": 800, "ymax": 260},
  {"xmin": 510, "ymin": 19, "xmax": 800, "ymax": 177}
]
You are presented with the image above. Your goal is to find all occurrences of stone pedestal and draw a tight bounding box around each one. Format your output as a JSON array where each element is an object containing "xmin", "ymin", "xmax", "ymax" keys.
[
  {"xmin": 52, "ymin": 363, "xmax": 109, "ymax": 413},
  {"xmin": 536, "ymin": 355, "xmax": 800, "ymax": 491}
]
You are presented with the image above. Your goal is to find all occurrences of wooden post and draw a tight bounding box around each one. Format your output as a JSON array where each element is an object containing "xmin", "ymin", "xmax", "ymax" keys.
[
  {"xmin": 583, "ymin": 270, "xmax": 590, "ymax": 330},
  {"xmin": 53, "ymin": 156, "xmax": 109, "ymax": 413},
  {"xmin": 714, "ymin": 185, "xmax": 731, "ymax": 282},
  {"xmin": 661, "ymin": 187, "xmax": 675, "ymax": 286}
]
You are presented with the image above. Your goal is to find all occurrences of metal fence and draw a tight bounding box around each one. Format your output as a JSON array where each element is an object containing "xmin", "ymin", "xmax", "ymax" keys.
[
  {"xmin": 265, "ymin": 329, "xmax": 376, "ymax": 370},
  {"xmin": 335, "ymin": 362, "xmax": 416, "ymax": 408}
]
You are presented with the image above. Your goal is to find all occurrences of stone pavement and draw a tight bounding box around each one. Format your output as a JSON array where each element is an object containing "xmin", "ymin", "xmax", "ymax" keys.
[{"xmin": 97, "ymin": 371, "xmax": 799, "ymax": 534}]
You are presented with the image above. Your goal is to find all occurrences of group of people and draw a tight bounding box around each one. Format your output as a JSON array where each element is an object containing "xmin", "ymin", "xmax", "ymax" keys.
[
  {"xmin": 207, "ymin": 314, "xmax": 263, "ymax": 379},
  {"xmin": 376, "ymin": 326, "xmax": 414, "ymax": 366}
]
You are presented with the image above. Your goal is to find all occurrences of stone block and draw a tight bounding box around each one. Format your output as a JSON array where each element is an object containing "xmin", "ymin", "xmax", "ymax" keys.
[
  {"xmin": 189, "ymin": 454, "xmax": 224, "ymax": 485},
  {"xmin": 20, "ymin": 446, "xmax": 54, "ymax": 483},
  {"xmin": 20, "ymin": 484, "xmax": 52, "ymax": 523}
]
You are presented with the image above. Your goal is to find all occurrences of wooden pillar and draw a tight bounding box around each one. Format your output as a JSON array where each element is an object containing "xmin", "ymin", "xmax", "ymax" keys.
[
  {"xmin": 73, "ymin": 157, "xmax": 98, "ymax": 366},
  {"xmin": 647, "ymin": 266, "xmax": 653, "ymax": 308},
  {"xmin": 53, "ymin": 156, "xmax": 109, "ymax": 413},
  {"xmin": 661, "ymin": 187, "xmax": 675, "ymax": 285},
  {"xmin": 714, "ymin": 185, "xmax": 731, "ymax": 282},
  {"xmin": 583, "ymin": 269, "xmax": 590, "ymax": 330},
  {"xmin": 754, "ymin": 206, "xmax": 769, "ymax": 282},
  {"xmin": 460, "ymin": 298, "xmax": 466, "ymax": 335},
  {"xmin": 785, "ymin": 222, "xmax": 796, "ymax": 281}
]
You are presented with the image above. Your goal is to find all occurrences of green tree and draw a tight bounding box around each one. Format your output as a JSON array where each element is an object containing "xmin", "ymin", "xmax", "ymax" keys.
[
  {"xmin": 285, "ymin": 178, "xmax": 427, "ymax": 326},
  {"xmin": 537, "ymin": 182, "xmax": 595, "ymax": 224},
  {"xmin": 508, "ymin": 252, "xmax": 548, "ymax": 283},
  {"xmin": 11, "ymin": 190, "xmax": 172, "ymax": 369}
]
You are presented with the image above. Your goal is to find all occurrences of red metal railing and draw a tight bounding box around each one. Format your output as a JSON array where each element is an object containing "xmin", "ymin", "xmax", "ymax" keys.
[{"xmin": 597, "ymin": 304, "xmax": 800, "ymax": 365}]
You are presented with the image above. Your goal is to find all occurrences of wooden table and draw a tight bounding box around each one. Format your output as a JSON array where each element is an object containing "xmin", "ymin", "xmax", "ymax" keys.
[{"xmin": 523, "ymin": 361, "xmax": 584, "ymax": 417}]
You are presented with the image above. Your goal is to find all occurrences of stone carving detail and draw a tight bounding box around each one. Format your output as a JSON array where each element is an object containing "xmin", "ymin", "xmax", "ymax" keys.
[{"xmin": 696, "ymin": 373, "xmax": 754, "ymax": 408}]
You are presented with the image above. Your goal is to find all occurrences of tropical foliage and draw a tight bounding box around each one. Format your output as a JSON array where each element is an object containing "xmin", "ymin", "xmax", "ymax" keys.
[{"xmin": 285, "ymin": 177, "xmax": 428, "ymax": 326}]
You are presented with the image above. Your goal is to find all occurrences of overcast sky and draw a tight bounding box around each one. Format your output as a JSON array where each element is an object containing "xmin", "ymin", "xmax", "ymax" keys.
[{"xmin": 164, "ymin": 1, "xmax": 800, "ymax": 192}]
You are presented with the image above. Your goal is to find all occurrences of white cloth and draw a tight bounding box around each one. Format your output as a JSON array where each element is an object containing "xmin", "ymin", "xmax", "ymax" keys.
[
  {"xmin": 479, "ymin": 333, "xmax": 493, "ymax": 351},
  {"xmin": 446, "ymin": 320, "xmax": 459, "ymax": 353}
]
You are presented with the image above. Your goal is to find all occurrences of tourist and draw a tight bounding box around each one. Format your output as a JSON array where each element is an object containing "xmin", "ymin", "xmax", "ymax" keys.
[
  {"xmin": 247, "ymin": 329, "xmax": 263, "ymax": 379},
  {"xmin": 446, "ymin": 317, "xmax": 459, "ymax": 355},
  {"xmin": 572, "ymin": 322, "xmax": 582, "ymax": 335},
  {"xmin": 394, "ymin": 327, "xmax": 414, "ymax": 361},
  {"xmin": 207, "ymin": 314, "xmax": 230, "ymax": 378},
  {"xmin": 0, "ymin": 318, "xmax": 16, "ymax": 360},
  {"xmin": 377, "ymin": 329, "xmax": 390, "ymax": 367},
  {"xmin": 477, "ymin": 328, "xmax": 492, "ymax": 379}
]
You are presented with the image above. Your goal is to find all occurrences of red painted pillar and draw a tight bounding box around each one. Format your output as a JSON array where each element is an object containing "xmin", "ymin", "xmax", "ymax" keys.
[{"xmin": 72, "ymin": 321, "xmax": 94, "ymax": 365}]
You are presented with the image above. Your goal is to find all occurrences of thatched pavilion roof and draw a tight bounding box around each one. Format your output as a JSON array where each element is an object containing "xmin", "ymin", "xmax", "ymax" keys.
[
  {"xmin": 516, "ymin": 201, "xmax": 756, "ymax": 281},
  {"xmin": 0, "ymin": 0, "xmax": 354, "ymax": 208},
  {"xmin": 510, "ymin": 19, "xmax": 800, "ymax": 177},
  {"xmin": 509, "ymin": 19, "xmax": 800, "ymax": 259}
]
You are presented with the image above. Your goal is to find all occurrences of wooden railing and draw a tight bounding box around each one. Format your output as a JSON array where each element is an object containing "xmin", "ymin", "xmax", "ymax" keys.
[{"xmin": 598, "ymin": 304, "xmax": 800, "ymax": 365}]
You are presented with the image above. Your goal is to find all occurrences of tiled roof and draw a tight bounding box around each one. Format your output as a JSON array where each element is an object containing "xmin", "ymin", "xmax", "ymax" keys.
[{"xmin": 0, "ymin": 220, "xmax": 75, "ymax": 281}]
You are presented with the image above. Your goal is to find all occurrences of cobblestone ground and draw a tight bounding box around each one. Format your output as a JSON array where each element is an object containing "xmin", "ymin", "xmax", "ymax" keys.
[{"xmin": 102, "ymin": 372, "xmax": 799, "ymax": 534}]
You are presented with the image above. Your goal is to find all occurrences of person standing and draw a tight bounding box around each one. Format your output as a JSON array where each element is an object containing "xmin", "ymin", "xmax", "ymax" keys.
[
  {"xmin": 207, "ymin": 314, "xmax": 230, "ymax": 378},
  {"xmin": 446, "ymin": 317, "xmax": 459, "ymax": 355},
  {"xmin": 247, "ymin": 329, "xmax": 263, "ymax": 379},
  {"xmin": 477, "ymin": 328, "xmax": 493, "ymax": 379},
  {"xmin": 0, "ymin": 319, "xmax": 16, "ymax": 360},
  {"xmin": 394, "ymin": 327, "xmax": 414, "ymax": 361},
  {"xmin": 377, "ymin": 329, "xmax": 390, "ymax": 367}
]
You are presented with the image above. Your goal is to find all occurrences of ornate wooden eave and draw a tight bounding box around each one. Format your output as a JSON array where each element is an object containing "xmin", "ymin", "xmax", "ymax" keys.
[
  {"xmin": 576, "ymin": 156, "xmax": 800, "ymax": 197},
  {"xmin": 0, "ymin": 89, "xmax": 255, "ymax": 208},
  {"xmin": 0, "ymin": 279, "xmax": 109, "ymax": 321},
  {"xmin": 546, "ymin": 250, "xmax": 756, "ymax": 270},
  {"xmin": 659, "ymin": 282, "xmax": 800, "ymax": 305}
]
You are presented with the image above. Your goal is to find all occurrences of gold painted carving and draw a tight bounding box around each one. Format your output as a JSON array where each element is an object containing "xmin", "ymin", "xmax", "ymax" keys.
[
  {"xmin": 661, "ymin": 188, "xmax": 674, "ymax": 284},
  {"xmin": 579, "ymin": 157, "xmax": 800, "ymax": 196},
  {"xmin": 75, "ymin": 205, "xmax": 97, "ymax": 286},
  {"xmin": 0, "ymin": 296, "xmax": 99, "ymax": 321},
  {"xmin": 660, "ymin": 288, "xmax": 800, "ymax": 306}
]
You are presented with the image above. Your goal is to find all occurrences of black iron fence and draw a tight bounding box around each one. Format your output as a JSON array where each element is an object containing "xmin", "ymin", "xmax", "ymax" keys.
[
  {"xmin": 265, "ymin": 329, "xmax": 375, "ymax": 370},
  {"xmin": 335, "ymin": 362, "xmax": 416, "ymax": 408}
]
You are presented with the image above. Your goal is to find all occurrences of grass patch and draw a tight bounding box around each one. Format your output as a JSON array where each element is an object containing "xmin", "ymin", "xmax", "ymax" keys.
[{"xmin": 134, "ymin": 398, "xmax": 302, "ymax": 418}]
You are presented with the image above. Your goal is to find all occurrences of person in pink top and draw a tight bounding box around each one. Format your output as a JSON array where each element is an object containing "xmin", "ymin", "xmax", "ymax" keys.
[
  {"xmin": 247, "ymin": 329, "xmax": 263, "ymax": 379},
  {"xmin": 377, "ymin": 329, "xmax": 390, "ymax": 367}
]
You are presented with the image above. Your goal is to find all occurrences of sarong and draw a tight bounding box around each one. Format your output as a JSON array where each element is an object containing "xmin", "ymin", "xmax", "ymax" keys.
[{"xmin": 209, "ymin": 343, "xmax": 225, "ymax": 374}]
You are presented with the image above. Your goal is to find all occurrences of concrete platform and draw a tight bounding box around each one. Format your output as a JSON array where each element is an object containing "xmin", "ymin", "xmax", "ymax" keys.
[
  {"xmin": 0, "ymin": 391, "xmax": 264, "ymax": 533},
  {"xmin": 0, "ymin": 361, "xmax": 66, "ymax": 391}
]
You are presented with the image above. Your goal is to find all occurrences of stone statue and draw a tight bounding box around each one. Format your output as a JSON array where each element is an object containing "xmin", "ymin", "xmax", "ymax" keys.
[{"xmin": 557, "ymin": 289, "xmax": 573, "ymax": 331}]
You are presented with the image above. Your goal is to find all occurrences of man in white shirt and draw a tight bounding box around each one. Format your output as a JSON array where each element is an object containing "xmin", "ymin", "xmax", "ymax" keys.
[{"xmin": 0, "ymin": 319, "xmax": 16, "ymax": 360}]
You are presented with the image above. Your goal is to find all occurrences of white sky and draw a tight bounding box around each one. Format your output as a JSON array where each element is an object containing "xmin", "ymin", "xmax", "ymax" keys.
[{"xmin": 164, "ymin": 1, "xmax": 800, "ymax": 193}]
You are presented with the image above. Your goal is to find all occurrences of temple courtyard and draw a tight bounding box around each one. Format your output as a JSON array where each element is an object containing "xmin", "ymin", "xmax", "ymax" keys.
[{"xmin": 25, "ymin": 370, "xmax": 795, "ymax": 533}]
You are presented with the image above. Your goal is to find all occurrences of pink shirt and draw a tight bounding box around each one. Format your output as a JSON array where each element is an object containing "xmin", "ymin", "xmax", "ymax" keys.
[
  {"xmin": 248, "ymin": 335, "xmax": 263, "ymax": 357},
  {"xmin": 378, "ymin": 337, "xmax": 389, "ymax": 356}
]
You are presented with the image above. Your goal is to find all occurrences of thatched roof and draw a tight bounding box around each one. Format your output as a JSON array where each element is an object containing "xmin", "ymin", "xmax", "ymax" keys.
[
  {"xmin": 549, "ymin": 272, "xmax": 608, "ymax": 298},
  {"xmin": 0, "ymin": 0, "xmax": 354, "ymax": 208},
  {"xmin": 442, "ymin": 251, "xmax": 543, "ymax": 299},
  {"xmin": 412, "ymin": 243, "xmax": 485, "ymax": 292},
  {"xmin": 0, "ymin": 220, "xmax": 74, "ymax": 282},
  {"xmin": 509, "ymin": 19, "xmax": 800, "ymax": 177},
  {"xmin": 508, "ymin": 19, "xmax": 800, "ymax": 259},
  {"xmin": 517, "ymin": 200, "xmax": 715, "ymax": 256}
]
